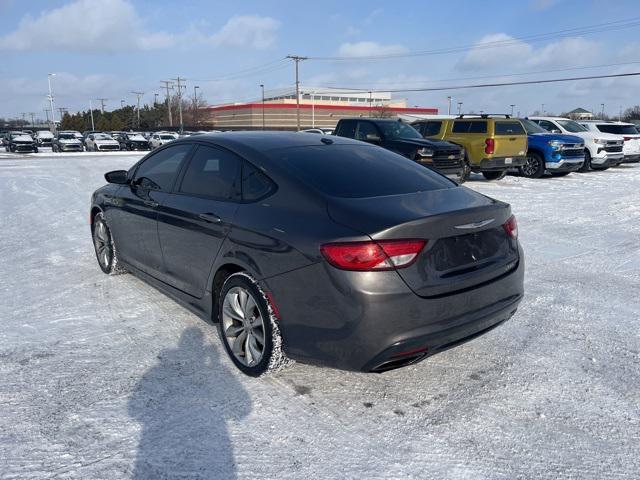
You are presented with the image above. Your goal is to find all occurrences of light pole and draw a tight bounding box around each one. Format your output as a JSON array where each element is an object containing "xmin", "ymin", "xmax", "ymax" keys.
[
  {"xmin": 132, "ymin": 91, "xmax": 144, "ymax": 129},
  {"xmin": 286, "ymin": 55, "xmax": 307, "ymax": 131},
  {"xmin": 510, "ymin": 104, "xmax": 515, "ymax": 116},
  {"xmin": 541, "ymin": 103, "xmax": 545, "ymax": 115},
  {"xmin": 600, "ymin": 103, "xmax": 605, "ymax": 119},
  {"xmin": 89, "ymin": 100, "xmax": 95, "ymax": 130},
  {"xmin": 193, "ymin": 85, "xmax": 199, "ymax": 126},
  {"xmin": 47, "ymin": 73, "xmax": 56, "ymax": 132},
  {"xmin": 457, "ymin": 102, "xmax": 463, "ymax": 115},
  {"xmin": 447, "ymin": 96, "xmax": 452, "ymax": 115},
  {"xmin": 260, "ymin": 84, "xmax": 265, "ymax": 130}
]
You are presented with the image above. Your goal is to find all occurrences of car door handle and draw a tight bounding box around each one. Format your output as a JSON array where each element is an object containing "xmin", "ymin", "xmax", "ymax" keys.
[
  {"xmin": 198, "ymin": 213, "xmax": 222, "ymax": 223},
  {"xmin": 144, "ymin": 200, "xmax": 159, "ymax": 208}
]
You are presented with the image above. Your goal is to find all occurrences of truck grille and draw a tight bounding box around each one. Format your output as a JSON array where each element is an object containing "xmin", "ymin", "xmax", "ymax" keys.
[
  {"xmin": 561, "ymin": 147, "xmax": 584, "ymax": 157},
  {"xmin": 604, "ymin": 145, "xmax": 623, "ymax": 153},
  {"xmin": 432, "ymin": 150, "xmax": 463, "ymax": 169}
]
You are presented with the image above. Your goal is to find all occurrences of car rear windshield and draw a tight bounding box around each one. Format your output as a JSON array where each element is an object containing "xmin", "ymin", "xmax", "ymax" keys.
[
  {"xmin": 270, "ymin": 144, "xmax": 454, "ymax": 198},
  {"xmin": 595, "ymin": 124, "xmax": 639, "ymax": 135},
  {"xmin": 494, "ymin": 121, "xmax": 525, "ymax": 135},
  {"xmin": 452, "ymin": 121, "xmax": 487, "ymax": 133}
]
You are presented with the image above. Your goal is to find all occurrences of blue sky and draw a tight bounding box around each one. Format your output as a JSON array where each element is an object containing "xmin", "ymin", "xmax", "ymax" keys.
[{"xmin": 1, "ymin": 0, "xmax": 639, "ymax": 120}]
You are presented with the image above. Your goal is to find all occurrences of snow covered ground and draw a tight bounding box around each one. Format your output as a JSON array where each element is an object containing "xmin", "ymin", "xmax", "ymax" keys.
[{"xmin": 1, "ymin": 153, "xmax": 639, "ymax": 479}]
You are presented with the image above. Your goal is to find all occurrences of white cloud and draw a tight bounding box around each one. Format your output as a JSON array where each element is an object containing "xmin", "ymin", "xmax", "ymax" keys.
[
  {"xmin": 208, "ymin": 15, "xmax": 280, "ymax": 50},
  {"xmin": 337, "ymin": 41, "xmax": 408, "ymax": 58},
  {"xmin": 0, "ymin": 0, "xmax": 175, "ymax": 52},
  {"xmin": 457, "ymin": 34, "xmax": 599, "ymax": 71},
  {"xmin": 0, "ymin": 2, "xmax": 280, "ymax": 53}
]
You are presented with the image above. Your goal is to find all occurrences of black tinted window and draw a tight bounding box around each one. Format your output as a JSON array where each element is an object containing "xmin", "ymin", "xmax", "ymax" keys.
[
  {"xmin": 452, "ymin": 121, "xmax": 487, "ymax": 133},
  {"xmin": 134, "ymin": 144, "xmax": 192, "ymax": 191},
  {"xmin": 415, "ymin": 121, "xmax": 442, "ymax": 137},
  {"xmin": 242, "ymin": 162, "xmax": 276, "ymax": 201},
  {"xmin": 179, "ymin": 145, "xmax": 240, "ymax": 200},
  {"xmin": 596, "ymin": 124, "xmax": 638, "ymax": 135},
  {"xmin": 270, "ymin": 145, "xmax": 453, "ymax": 198},
  {"xmin": 494, "ymin": 121, "xmax": 525, "ymax": 135},
  {"xmin": 335, "ymin": 120, "xmax": 357, "ymax": 138},
  {"xmin": 355, "ymin": 121, "xmax": 379, "ymax": 141}
]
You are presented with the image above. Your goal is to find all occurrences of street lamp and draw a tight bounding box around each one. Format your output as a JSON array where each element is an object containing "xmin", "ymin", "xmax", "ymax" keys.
[
  {"xmin": 457, "ymin": 102, "xmax": 463, "ymax": 115},
  {"xmin": 193, "ymin": 85, "xmax": 200, "ymax": 126},
  {"xmin": 447, "ymin": 96, "xmax": 452, "ymax": 115},
  {"xmin": 260, "ymin": 84, "xmax": 265, "ymax": 130},
  {"xmin": 47, "ymin": 73, "xmax": 56, "ymax": 132},
  {"xmin": 541, "ymin": 103, "xmax": 545, "ymax": 115},
  {"xmin": 600, "ymin": 103, "xmax": 605, "ymax": 119},
  {"xmin": 510, "ymin": 104, "xmax": 515, "ymax": 116}
]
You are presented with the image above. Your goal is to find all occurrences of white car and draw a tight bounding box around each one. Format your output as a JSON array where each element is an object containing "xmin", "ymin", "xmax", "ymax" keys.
[
  {"xmin": 529, "ymin": 117, "xmax": 624, "ymax": 171},
  {"xmin": 578, "ymin": 121, "xmax": 640, "ymax": 164},
  {"xmin": 35, "ymin": 130, "xmax": 54, "ymax": 146},
  {"xmin": 84, "ymin": 133, "xmax": 120, "ymax": 152},
  {"xmin": 149, "ymin": 132, "xmax": 179, "ymax": 149}
]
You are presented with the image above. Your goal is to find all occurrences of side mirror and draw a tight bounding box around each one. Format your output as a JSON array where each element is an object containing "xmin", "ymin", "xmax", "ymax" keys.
[
  {"xmin": 365, "ymin": 133, "xmax": 382, "ymax": 143},
  {"xmin": 104, "ymin": 170, "xmax": 129, "ymax": 184},
  {"xmin": 551, "ymin": 129, "xmax": 561, "ymax": 134}
]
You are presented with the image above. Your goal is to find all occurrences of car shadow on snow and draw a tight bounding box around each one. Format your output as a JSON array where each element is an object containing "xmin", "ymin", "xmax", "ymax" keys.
[{"xmin": 127, "ymin": 327, "xmax": 251, "ymax": 479}]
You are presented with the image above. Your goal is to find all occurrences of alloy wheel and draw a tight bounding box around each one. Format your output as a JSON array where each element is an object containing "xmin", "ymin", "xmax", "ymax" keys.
[
  {"xmin": 93, "ymin": 220, "xmax": 112, "ymax": 269},
  {"xmin": 221, "ymin": 286, "xmax": 266, "ymax": 366},
  {"xmin": 522, "ymin": 155, "xmax": 539, "ymax": 177}
]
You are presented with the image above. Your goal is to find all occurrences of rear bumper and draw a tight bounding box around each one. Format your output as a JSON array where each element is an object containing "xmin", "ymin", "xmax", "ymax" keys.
[
  {"xmin": 475, "ymin": 156, "xmax": 527, "ymax": 171},
  {"xmin": 263, "ymin": 245, "xmax": 525, "ymax": 372}
]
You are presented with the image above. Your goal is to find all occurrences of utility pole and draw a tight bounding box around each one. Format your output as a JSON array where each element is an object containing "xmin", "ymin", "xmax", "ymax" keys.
[
  {"xmin": 97, "ymin": 98, "xmax": 107, "ymax": 114},
  {"xmin": 132, "ymin": 91, "xmax": 144, "ymax": 128},
  {"xmin": 154, "ymin": 93, "xmax": 159, "ymax": 105},
  {"xmin": 57, "ymin": 107, "xmax": 67, "ymax": 118},
  {"xmin": 20, "ymin": 113, "xmax": 26, "ymax": 127},
  {"xmin": 600, "ymin": 103, "xmax": 605, "ymax": 119},
  {"xmin": 260, "ymin": 84, "xmax": 265, "ymax": 130},
  {"xmin": 43, "ymin": 108, "xmax": 50, "ymax": 125},
  {"xmin": 29, "ymin": 112, "xmax": 36, "ymax": 127},
  {"xmin": 447, "ymin": 96, "xmax": 452, "ymax": 115},
  {"xmin": 193, "ymin": 85, "xmax": 199, "ymax": 127},
  {"xmin": 457, "ymin": 102, "xmax": 463, "ymax": 115},
  {"xmin": 510, "ymin": 104, "xmax": 515, "ymax": 116},
  {"xmin": 286, "ymin": 55, "xmax": 307, "ymax": 131},
  {"xmin": 160, "ymin": 80, "xmax": 174, "ymax": 127},
  {"xmin": 47, "ymin": 73, "xmax": 56, "ymax": 132},
  {"xmin": 368, "ymin": 91, "xmax": 373, "ymax": 117},
  {"xmin": 171, "ymin": 76, "xmax": 186, "ymax": 133},
  {"xmin": 541, "ymin": 103, "xmax": 545, "ymax": 115},
  {"xmin": 89, "ymin": 100, "xmax": 95, "ymax": 130}
]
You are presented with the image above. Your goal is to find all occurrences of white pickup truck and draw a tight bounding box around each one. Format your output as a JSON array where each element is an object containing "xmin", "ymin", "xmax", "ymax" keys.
[
  {"xmin": 529, "ymin": 117, "xmax": 624, "ymax": 171},
  {"xmin": 578, "ymin": 120, "xmax": 640, "ymax": 164}
]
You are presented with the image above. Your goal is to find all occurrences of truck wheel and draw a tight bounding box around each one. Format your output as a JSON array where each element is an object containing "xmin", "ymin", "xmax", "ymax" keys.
[
  {"xmin": 457, "ymin": 161, "xmax": 470, "ymax": 184},
  {"xmin": 520, "ymin": 152, "xmax": 545, "ymax": 178},
  {"xmin": 482, "ymin": 170, "xmax": 507, "ymax": 181},
  {"xmin": 578, "ymin": 150, "xmax": 591, "ymax": 172}
]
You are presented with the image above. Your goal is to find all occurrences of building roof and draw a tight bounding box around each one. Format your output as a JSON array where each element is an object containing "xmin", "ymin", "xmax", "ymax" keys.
[
  {"xmin": 202, "ymin": 103, "xmax": 437, "ymax": 114},
  {"xmin": 568, "ymin": 108, "xmax": 592, "ymax": 114}
]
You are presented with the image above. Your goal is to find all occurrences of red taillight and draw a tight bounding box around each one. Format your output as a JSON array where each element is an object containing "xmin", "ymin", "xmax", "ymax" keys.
[
  {"xmin": 503, "ymin": 215, "xmax": 518, "ymax": 240},
  {"xmin": 623, "ymin": 136, "xmax": 632, "ymax": 141},
  {"xmin": 485, "ymin": 138, "xmax": 495, "ymax": 154},
  {"xmin": 320, "ymin": 239, "xmax": 426, "ymax": 271}
]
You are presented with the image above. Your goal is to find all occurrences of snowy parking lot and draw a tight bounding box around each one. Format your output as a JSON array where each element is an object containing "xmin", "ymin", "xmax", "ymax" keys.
[{"xmin": 1, "ymin": 153, "xmax": 639, "ymax": 479}]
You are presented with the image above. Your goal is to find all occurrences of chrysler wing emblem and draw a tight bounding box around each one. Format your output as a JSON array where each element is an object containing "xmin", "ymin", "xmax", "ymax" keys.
[{"xmin": 454, "ymin": 218, "xmax": 495, "ymax": 230}]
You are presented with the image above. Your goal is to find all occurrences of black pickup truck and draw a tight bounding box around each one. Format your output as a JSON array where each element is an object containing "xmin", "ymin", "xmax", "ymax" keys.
[{"xmin": 333, "ymin": 118, "xmax": 466, "ymax": 182}]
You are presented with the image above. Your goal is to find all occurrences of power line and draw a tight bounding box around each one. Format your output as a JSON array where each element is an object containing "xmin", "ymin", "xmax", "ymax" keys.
[
  {"xmin": 307, "ymin": 17, "xmax": 640, "ymax": 61},
  {"xmin": 324, "ymin": 71, "xmax": 640, "ymax": 94}
]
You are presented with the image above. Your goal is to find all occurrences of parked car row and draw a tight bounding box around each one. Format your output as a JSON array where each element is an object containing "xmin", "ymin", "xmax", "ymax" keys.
[{"xmin": 330, "ymin": 115, "xmax": 640, "ymax": 181}]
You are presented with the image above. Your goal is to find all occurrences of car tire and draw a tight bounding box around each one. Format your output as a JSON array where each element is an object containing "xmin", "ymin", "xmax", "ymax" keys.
[
  {"xmin": 457, "ymin": 159, "xmax": 471, "ymax": 184},
  {"xmin": 217, "ymin": 272, "xmax": 291, "ymax": 377},
  {"xmin": 482, "ymin": 170, "xmax": 507, "ymax": 181},
  {"xmin": 92, "ymin": 212, "xmax": 127, "ymax": 275},
  {"xmin": 578, "ymin": 150, "xmax": 591, "ymax": 172},
  {"xmin": 33, "ymin": 147, "xmax": 38, "ymax": 153},
  {"xmin": 52, "ymin": 145, "xmax": 58, "ymax": 153},
  {"xmin": 520, "ymin": 152, "xmax": 545, "ymax": 178}
]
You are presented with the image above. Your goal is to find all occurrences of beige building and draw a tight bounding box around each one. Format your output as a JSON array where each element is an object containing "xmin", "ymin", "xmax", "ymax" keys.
[{"xmin": 200, "ymin": 87, "xmax": 437, "ymax": 130}]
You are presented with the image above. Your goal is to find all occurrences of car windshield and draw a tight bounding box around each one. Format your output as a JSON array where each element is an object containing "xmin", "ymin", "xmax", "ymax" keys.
[
  {"xmin": 160, "ymin": 135, "xmax": 175, "ymax": 140},
  {"xmin": 595, "ymin": 124, "xmax": 639, "ymax": 135},
  {"xmin": 521, "ymin": 119, "xmax": 548, "ymax": 134},
  {"xmin": 270, "ymin": 144, "xmax": 453, "ymax": 198},
  {"xmin": 94, "ymin": 134, "xmax": 112, "ymax": 140},
  {"xmin": 557, "ymin": 120, "xmax": 588, "ymax": 133},
  {"xmin": 58, "ymin": 134, "xmax": 75, "ymax": 139},
  {"xmin": 377, "ymin": 122, "xmax": 423, "ymax": 140}
]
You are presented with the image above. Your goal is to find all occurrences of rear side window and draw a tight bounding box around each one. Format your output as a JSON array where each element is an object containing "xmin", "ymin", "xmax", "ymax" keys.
[
  {"xmin": 179, "ymin": 145, "xmax": 240, "ymax": 200},
  {"xmin": 494, "ymin": 122, "xmax": 525, "ymax": 135},
  {"xmin": 242, "ymin": 161, "xmax": 276, "ymax": 202},
  {"xmin": 416, "ymin": 121, "xmax": 442, "ymax": 136},
  {"xmin": 452, "ymin": 121, "xmax": 487, "ymax": 133},
  {"xmin": 355, "ymin": 121, "xmax": 379, "ymax": 141},
  {"xmin": 270, "ymin": 145, "xmax": 453, "ymax": 198},
  {"xmin": 335, "ymin": 120, "xmax": 357, "ymax": 138},
  {"xmin": 134, "ymin": 144, "xmax": 192, "ymax": 191}
]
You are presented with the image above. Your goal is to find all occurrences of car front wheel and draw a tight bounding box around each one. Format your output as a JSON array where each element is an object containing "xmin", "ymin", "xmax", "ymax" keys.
[
  {"xmin": 578, "ymin": 150, "xmax": 591, "ymax": 172},
  {"xmin": 218, "ymin": 272, "xmax": 290, "ymax": 377},
  {"xmin": 92, "ymin": 212, "xmax": 126, "ymax": 275},
  {"xmin": 521, "ymin": 152, "xmax": 545, "ymax": 178}
]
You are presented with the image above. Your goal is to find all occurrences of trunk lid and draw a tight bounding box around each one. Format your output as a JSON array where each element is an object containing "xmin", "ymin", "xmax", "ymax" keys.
[{"xmin": 327, "ymin": 187, "xmax": 519, "ymax": 297}]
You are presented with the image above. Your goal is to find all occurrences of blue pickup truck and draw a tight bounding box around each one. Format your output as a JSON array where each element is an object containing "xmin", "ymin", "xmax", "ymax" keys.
[{"xmin": 519, "ymin": 118, "xmax": 585, "ymax": 178}]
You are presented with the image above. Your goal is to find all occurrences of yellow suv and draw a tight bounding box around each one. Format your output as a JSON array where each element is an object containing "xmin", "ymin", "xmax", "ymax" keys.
[{"xmin": 412, "ymin": 115, "xmax": 528, "ymax": 180}]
